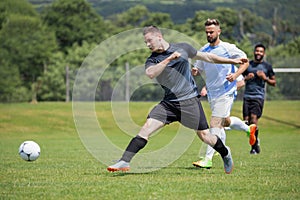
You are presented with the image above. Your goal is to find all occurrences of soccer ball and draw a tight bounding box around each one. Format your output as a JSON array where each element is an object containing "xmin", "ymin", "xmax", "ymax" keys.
[{"xmin": 19, "ymin": 141, "xmax": 41, "ymax": 161}]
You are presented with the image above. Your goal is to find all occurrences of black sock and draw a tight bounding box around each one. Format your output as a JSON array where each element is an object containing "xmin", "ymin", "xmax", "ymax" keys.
[
  {"xmin": 213, "ymin": 137, "xmax": 228, "ymax": 157},
  {"xmin": 121, "ymin": 136, "xmax": 148, "ymax": 162}
]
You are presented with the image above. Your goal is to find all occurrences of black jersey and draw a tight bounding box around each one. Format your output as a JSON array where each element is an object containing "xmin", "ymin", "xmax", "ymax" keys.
[{"xmin": 145, "ymin": 43, "xmax": 198, "ymax": 101}]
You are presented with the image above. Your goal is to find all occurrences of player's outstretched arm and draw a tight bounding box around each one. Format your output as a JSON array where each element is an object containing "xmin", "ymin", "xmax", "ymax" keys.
[{"xmin": 194, "ymin": 52, "xmax": 248, "ymax": 64}]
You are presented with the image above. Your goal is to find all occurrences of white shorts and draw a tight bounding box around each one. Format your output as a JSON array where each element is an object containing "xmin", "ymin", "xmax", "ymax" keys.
[{"xmin": 208, "ymin": 94, "xmax": 234, "ymax": 118}]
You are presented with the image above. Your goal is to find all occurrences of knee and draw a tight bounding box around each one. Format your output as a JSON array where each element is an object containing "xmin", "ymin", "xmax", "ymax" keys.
[
  {"xmin": 223, "ymin": 117, "xmax": 231, "ymax": 127},
  {"xmin": 210, "ymin": 117, "xmax": 224, "ymax": 128},
  {"xmin": 250, "ymin": 114, "xmax": 258, "ymax": 125}
]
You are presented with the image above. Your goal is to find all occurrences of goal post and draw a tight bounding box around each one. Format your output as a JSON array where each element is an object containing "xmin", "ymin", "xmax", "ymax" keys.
[
  {"xmin": 274, "ymin": 68, "xmax": 300, "ymax": 73},
  {"xmin": 265, "ymin": 68, "xmax": 300, "ymax": 100}
]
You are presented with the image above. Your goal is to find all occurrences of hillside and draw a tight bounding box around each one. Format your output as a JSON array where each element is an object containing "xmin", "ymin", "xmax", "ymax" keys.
[{"xmin": 28, "ymin": 0, "xmax": 299, "ymax": 24}]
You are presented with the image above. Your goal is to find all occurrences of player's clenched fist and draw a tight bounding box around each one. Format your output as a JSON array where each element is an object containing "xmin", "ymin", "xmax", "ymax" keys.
[{"xmin": 168, "ymin": 51, "xmax": 181, "ymax": 60}]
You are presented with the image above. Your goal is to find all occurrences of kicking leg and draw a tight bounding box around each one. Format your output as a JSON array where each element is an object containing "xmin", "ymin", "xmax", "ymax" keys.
[{"xmin": 107, "ymin": 118, "xmax": 164, "ymax": 172}]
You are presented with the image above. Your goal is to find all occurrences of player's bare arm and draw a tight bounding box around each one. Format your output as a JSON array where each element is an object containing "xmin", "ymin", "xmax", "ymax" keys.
[
  {"xmin": 200, "ymin": 86, "xmax": 208, "ymax": 97},
  {"xmin": 194, "ymin": 52, "xmax": 248, "ymax": 64},
  {"xmin": 266, "ymin": 76, "xmax": 276, "ymax": 86},
  {"xmin": 257, "ymin": 70, "xmax": 276, "ymax": 86},
  {"xmin": 236, "ymin": 80, "xmax": 245, "ymax": 90},
  {"xmin": 226, "ymin": 61, "xmax": 249, "ymax": 82},
  {"xmin": 145, "ymin": 51, "xmax": 181, "ymax": 79},
  {"xmin": 256, "ymin": 70, "xmax": 267, "ymax": 80},
  {"xmin": 244, "ymin": 73, "xmax": 255, "ymax": 81}
]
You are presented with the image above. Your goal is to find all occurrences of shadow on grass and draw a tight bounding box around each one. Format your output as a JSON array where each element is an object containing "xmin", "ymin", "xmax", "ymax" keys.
[
  {"xmin": 231, "ymin": 108, "xmax": 300, "ymax": 128},
  {"xmin": 262, "ymin": 115, "xmax": 300, "ymax": 128},
  {"xmin": 104, "ymin": 166, "xmax": 217, "ymax": 177}
]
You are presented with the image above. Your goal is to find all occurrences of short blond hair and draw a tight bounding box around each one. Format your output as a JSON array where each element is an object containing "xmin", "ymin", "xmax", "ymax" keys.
[{"xmin": 143, "ymin": 25, "xmax": 162, "ymax": 36}]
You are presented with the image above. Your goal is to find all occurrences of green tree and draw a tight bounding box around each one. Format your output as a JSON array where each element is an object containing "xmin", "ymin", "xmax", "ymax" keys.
[
  {"xmin": 0, "ymin": 0, "xmax": 57, "ymax": 102},
  {"xmin": 1, "ymin": 14, "xmax": 56, "ymax": 85},
  {"xmin": 108, "ymin": 5, "xmax": 175, "ymax": 34},
  {"xmin": 238, "ymin": 8, "xmax": 265, "ymax": 40},
  {"xmin": 235, "ymin": 37, "xmax": 253, "ymax": 59},
  {"xmin": 0, "ymin": 0, "xmax": 38, "ymax": 29},
  {"xmin": 267, "ymin": 37, "xmax": 300, "ymax": 100},
  {"xmin": 141, "ymin": 12, "xmax": 174, "ymax": 29},
  {"xmin": 38, "ymin": 51, "xmax": 66, "ymax": 101},
  {"xmin": 186, "ymin": 7, "xmax": 238, "ymax": 41},
  {"xmin": 42, "ymin": 0, "xmax": 107, "ymax": 52},
  {"xmin": 39, "ymin": 41, "xmax": 99, "ymax": 101},
  {"xmin": 0, "ymin": 58, "xmax": 30, "ymax": 102},
  {"xmin": 110, "ymin": 5, "xmax": 149, "ymax": 29}
]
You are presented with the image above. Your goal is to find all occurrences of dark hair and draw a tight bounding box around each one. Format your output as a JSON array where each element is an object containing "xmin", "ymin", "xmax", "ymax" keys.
[
  {"xmin": 143, "ymin": 25, "xmax": 162, "ymax": 36},
  {"xmin": 254, "ymin": 43, "xmax": 266, "ymax": 51},
  {"xmin": 204, "ymin": 18, "xmax": 220, "ymax": 26}
]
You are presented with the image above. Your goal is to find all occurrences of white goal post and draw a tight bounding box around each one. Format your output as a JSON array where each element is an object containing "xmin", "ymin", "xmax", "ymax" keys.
[
  {"xmin": 264, "ymin": 68, "xmax": 300, "ymax": 100},
  {"xmin": 274, "ymin": 68, "xmax": 300, "ymax": 72}
]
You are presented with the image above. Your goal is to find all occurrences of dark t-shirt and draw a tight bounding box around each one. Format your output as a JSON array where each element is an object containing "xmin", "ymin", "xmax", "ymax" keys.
[
  {"xmin": 145, "ymin": 43, "xmax": 198, "ymax": 101},
  {"xmin": 243, "ymin": 60, "xmax": 275, "ymax": 99}
]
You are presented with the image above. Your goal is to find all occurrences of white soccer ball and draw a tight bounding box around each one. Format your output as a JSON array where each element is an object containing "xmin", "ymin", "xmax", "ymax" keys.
[{"xmin": 19, "ymin": 141, "xmax": 41, "ymax": 161}]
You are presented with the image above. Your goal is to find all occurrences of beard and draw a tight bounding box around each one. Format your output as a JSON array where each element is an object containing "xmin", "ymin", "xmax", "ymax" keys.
[
  {"xmin": 254, "ymin": 54, "xmax": 264, "ymax": 62},
  {"xmin": 207, "ymin": 36, "xmax": 218, "ymax": 44}
]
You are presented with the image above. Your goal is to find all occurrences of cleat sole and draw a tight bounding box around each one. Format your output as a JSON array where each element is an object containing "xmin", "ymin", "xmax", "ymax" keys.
[
  {"xmin": 192, "ymin": 162, "xmax": 212, "ymax": 169},
  {"xmin": 107, "ymin": 167, "xmax": 130, "ymax": 172}
]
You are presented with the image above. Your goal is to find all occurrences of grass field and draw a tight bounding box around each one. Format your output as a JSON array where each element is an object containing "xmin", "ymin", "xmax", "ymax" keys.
[{"xmin": 0, "ymin": 101, "xmax": 300, "ymax": 200}]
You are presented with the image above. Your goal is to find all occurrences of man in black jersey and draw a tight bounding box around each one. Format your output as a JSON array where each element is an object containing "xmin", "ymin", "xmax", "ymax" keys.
[{"xmin": 243, "ymin": 43, "xmax": 276, "ymax": 154}]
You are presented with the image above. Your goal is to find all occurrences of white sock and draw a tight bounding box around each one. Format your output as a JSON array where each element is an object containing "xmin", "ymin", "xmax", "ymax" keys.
[
  {"xmin": 199, "ymin": 143, "xmax": 208, "ymax": 158},
  {"xmin": 220, "ymin": 128, "xmax": 226, "ymax": 144},
  {"xmin": 205, "ymin": 145, "xmax": 215, "ymax": 160},
  {"xmin": 205, "ymin": 127, "xmax": 223, "ymax": 160},
  {"xmin": 230, "ymin": 116, "xmax": 249, "ymax": 133}
]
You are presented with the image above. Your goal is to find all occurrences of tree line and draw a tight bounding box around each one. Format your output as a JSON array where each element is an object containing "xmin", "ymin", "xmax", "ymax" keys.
[{"xmin": 0, "ymin": 0, "xmax": 299, "ymax": 102}]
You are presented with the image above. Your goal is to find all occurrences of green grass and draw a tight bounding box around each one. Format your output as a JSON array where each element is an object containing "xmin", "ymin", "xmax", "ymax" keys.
[{"xmin": 0, "ymin": 101, "xmax": 300, "ymax": 200}]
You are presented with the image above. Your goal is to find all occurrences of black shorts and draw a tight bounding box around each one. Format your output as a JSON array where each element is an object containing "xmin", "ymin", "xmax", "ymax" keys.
[
  {"xmin": 243, "ymin": 98, "xmax": 264, "ymax": 119},
  {"xmin": 147, "ymin": 96, "xmax": 209, "ymax": 131}
]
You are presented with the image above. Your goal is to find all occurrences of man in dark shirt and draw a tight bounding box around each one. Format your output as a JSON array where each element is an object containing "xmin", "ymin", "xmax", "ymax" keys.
[{"xmin": 242, "ymin": 43, "xmax": 276, "ymax": 154}]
